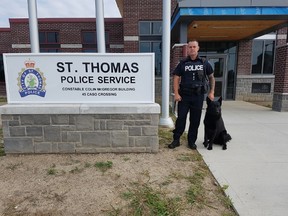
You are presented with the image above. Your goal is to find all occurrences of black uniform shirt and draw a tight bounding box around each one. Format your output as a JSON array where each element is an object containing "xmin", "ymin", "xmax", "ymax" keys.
[
  {"xmin": 173, "ymin": 56, "xmax": 213, "ymax": 79},
  {"xmin": 173, "ymin": 56, "xmax": 214, "ymax": 99}
]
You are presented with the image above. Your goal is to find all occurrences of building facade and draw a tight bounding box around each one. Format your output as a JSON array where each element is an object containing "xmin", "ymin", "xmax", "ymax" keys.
[{"xmin": 0, "ymin": 0, "xmax": 288, "ymax": 110}]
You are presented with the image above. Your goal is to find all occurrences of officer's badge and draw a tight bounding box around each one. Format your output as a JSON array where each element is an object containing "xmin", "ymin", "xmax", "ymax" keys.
[{"xmin": 17, "ymin": 59, "xmax": 46, "ymax": 97}]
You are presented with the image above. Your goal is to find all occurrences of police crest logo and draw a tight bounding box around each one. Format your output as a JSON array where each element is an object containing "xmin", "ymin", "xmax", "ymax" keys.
[{"xmin": 17, "ymin": 59, "xmax": 46, "ymax": 98}]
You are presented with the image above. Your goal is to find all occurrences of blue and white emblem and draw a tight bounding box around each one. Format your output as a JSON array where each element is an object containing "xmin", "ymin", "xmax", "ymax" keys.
[{"xmin": 17, "ymin": 60, "xmax": 46, "ymax": 97}]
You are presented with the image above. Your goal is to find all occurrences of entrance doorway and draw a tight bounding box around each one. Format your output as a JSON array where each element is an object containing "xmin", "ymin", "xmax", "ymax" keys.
[{"xmin": 206, "ymin": 55, "xmax": 228, "ymax": 99}]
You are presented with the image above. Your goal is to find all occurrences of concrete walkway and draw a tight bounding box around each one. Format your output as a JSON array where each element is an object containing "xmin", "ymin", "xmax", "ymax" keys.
[{"xmin": 195, "ymin": 101, "xmax": 288, "ymax": 216}]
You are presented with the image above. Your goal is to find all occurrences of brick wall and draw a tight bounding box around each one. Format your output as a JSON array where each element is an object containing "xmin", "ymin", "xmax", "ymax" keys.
[
  {"xmin": 123, "ymin": 0, "xmax": 163, "ymax": 34},
  {"xmin": 170, "ymin": 44, "xmax": 186, "ymax": 99},
  {"xmin": 0, "ymin": 29, "xmax": 11, "ymax": 53},
  {"xmin": 122, "ymin": 0, "xmax": 177, "ymax": 53},
  {"xmin": 274, "ymin": 45, "xmax": 288, "ymax": 94},
  {"xmin": 171, "ymin": 44, "xmax": 186, "ymax": 73},
  {"xmin": 233, "ymin": 39, "xmax": 276, "ymax": 102},
  {"xmin": 122, "ymin": 0, "xmax": 162, "ymax": 52},
  {"xmin": 272, "ymin": 27, "xmax": 288, "ymax": 111},
  {"xmin": 0, "ymin": 29, "xmax": 11, "ymax": 85},
  {"xmin": 276, "ymin": 27, "xmax": 288, "ymax": 47},
  {"xmin": 10, "ymin": 21, "xmax": 30, "ymax": 50},
  {"xmin": 274, "ymin": 27, "xmax": 288, "ymax": 94},
  {"xmin": 237, "ymin": 40, "xmax": 252, "ymax": 76},
  {"xmin": 3, "ymin": 18, "xmax": 124, "ymax": 53}
]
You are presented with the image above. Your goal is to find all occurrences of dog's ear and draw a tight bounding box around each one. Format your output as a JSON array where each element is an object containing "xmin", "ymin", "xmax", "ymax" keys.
[
  {"xmin": 218, "ymin": 96, "xmax": 222, "ymax": 105},
  {"xmin": 206, "ymin": 96, "xmax": 212, "ymax": 104}
]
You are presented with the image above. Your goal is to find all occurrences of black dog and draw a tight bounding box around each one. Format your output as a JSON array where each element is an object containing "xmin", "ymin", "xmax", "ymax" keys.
[{"xmin": 203, "ymin": 97, "xmax": 231, "ymax": 150}]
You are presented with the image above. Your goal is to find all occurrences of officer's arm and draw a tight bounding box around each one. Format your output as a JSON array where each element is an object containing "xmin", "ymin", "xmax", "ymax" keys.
[
  {"xmin": 208, "ymin": 73, "xmax": 215, "ymax": 100},
  {"xmin": 173, "ymin": 75, "xmax": 182, "ymax": 101}
]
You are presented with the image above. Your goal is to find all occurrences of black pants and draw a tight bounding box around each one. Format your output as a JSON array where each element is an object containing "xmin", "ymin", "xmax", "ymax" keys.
[{"xmin": 173, "ymin": 94, "xmax": 204, "ymax": 145}]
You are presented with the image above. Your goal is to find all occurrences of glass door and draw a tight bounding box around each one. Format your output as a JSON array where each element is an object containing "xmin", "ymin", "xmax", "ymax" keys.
[{"xmin": 206, "ymin": 55, "xmax": 227, "ymax": 99}]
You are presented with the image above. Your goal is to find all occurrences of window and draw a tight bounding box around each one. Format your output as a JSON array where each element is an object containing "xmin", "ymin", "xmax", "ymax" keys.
[
  {"xmin": 140, "ymin": 41, "xmax": 162, "ymax": 76},
  {"xmin": 82, "ymin": 32, "xmax": 96, "ymax": 44},
  {"xmin": 139, "ymin": 21, "xmax": 162, "ymax": 76},
  {"xmin": 40, "ymin": 48, "xmax": 60, "ymax": 53},
  {"xmin": 139, "ymin": 21, "xmax": 162, "ymax": 35},
  {"xmin": 39, "ymin": 32, "xmax": 59, "ymax": 43},
  {"xmin": 81, "ymin": 31, "xmax": 109, "ymax": 52},
  {"xmin": 139, "ymin": 22, "xmax": 150, "ymax": 35},
  {"xmin": 152, "ymin": 22, "xmax": 162, "ymax": 35},
  {"xmin": 251, "ymin": 39, "xmax": 275, "ymax": 74},
  {"xmin": 39, "ymin": 31, "xmax": 60, "ymax": 52},
  {"xmin": 199, "ymin": 42, "xmax": 237, "ymax": 100}
]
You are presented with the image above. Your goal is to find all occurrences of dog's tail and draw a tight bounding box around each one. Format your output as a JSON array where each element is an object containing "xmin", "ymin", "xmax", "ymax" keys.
[{"xmin": 224, "ymin": 133, "xmax": 232, "ymax": 142}]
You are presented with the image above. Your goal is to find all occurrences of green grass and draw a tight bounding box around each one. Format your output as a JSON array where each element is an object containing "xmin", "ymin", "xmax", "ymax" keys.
[
  {"xmin": 0, "ymin": 96, "xmax": 7, "ymax": 103},
  {"xmin": 69, "ymin": 166, "xmax": 84, "ymax": 174},
  {"xmin": 84, "ymin": 162, "xmax": 92, "ymax": 168},
  {"xmin": 94, "ymin": 161, "xmax": 113, "ymax": 173},
  {"xmin": 0, "ymin": 144, "xmax": 5, "ymax": 156},
  {"xmin": 176, "ymin": 153, "xmax": 203, "ymax": 162},
  {"xmin": 47, "ymin": 168, "xmax": 57, "ymax": 175},
  {"xmin": 47, "ymin": 164, "xmax": 57, "ymax": 175},
  {"xmin": 6, "ymin": 162, "xmax": 23, "ymax": 171},
  {"xmin": 0, "ymin": 102, "xmax": 237, "ymax": 216},
  {"xmin": 121, "ymin": 183, "xmax": 182, "ymax": 216},
  {"xmin": 220, "ymin": 185, "xmax": 235, "ymax": 209},
  {"xmin": 0, "ymin": 128, "xmax": 5, "ymax": 157}
]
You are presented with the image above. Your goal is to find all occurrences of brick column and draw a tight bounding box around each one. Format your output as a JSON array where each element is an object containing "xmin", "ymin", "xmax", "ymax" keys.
[
  {"xmin": 272, "ymin": 28, "xmax": 288, "ymax": 111},
  {"xmin": 171, "ymin": 43, "xmax": 187, "ymax": 73},
  {"xmin": 170, "ymin": 44, "xmax": 187, "ymax": 105}
]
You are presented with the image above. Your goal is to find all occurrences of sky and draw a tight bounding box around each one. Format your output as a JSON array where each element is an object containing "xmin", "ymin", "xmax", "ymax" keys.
[{"xmin": 0, "ymin": 0, "xmax": 121, "ymax": 28}]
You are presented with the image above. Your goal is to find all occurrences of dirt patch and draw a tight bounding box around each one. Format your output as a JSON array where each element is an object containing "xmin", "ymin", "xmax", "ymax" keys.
[{"xmin": 0, "ymin": 127, "xmax": 237, "ymax": 216}]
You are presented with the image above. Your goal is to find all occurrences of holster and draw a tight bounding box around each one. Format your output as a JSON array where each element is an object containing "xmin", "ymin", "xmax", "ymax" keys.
[{"xmin": 179, "ymin": 84, "xmax": 202, "ymax": 96}]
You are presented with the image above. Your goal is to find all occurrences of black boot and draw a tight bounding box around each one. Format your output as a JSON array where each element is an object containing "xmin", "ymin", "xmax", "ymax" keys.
[
  {"xmin": 168, "ymin": 140, "xmax": 180, "ymax": 149},
  {"xmin": 188, "ymin": 143, "xmax": 197, "ymax": 150}
]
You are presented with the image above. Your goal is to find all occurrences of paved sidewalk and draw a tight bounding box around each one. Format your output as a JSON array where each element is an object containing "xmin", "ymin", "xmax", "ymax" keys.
[{"xmin": 195, "ymin": 101, "xmax": 288, "ymax": 216}]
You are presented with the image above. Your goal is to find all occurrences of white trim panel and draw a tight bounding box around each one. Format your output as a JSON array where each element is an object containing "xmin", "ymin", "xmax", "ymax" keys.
[{"xmin": 124, "ymin": 36, "xmax": 139, "ymax": 41}]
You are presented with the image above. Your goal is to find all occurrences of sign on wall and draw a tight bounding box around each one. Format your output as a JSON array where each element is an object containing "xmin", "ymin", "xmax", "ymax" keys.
[
  {"xmin": 3, "ymin": 53, "xmax": 155, "ymax": 103},
  {"xmin": 252, "ymin": 83, "xmax": 271, "ymax": 94}
]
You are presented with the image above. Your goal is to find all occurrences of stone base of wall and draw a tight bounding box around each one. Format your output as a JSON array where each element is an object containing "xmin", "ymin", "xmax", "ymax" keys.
[
  {"xmin": 235, "ymin": 75, "xmax": 274, "ymax": 102},
  {"xmin": 0, "ymin": 103, "xmax": 160, "ymax": 154},
  {"xmin": 272, "ymin": 93, "xmax": 288, "ymax": 112}
]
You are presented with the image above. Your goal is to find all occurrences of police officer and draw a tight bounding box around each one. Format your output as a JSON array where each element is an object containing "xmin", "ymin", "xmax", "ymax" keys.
[{"xmin": 168, "ymin": 40, "xmax": 215, "ymax": 150}]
